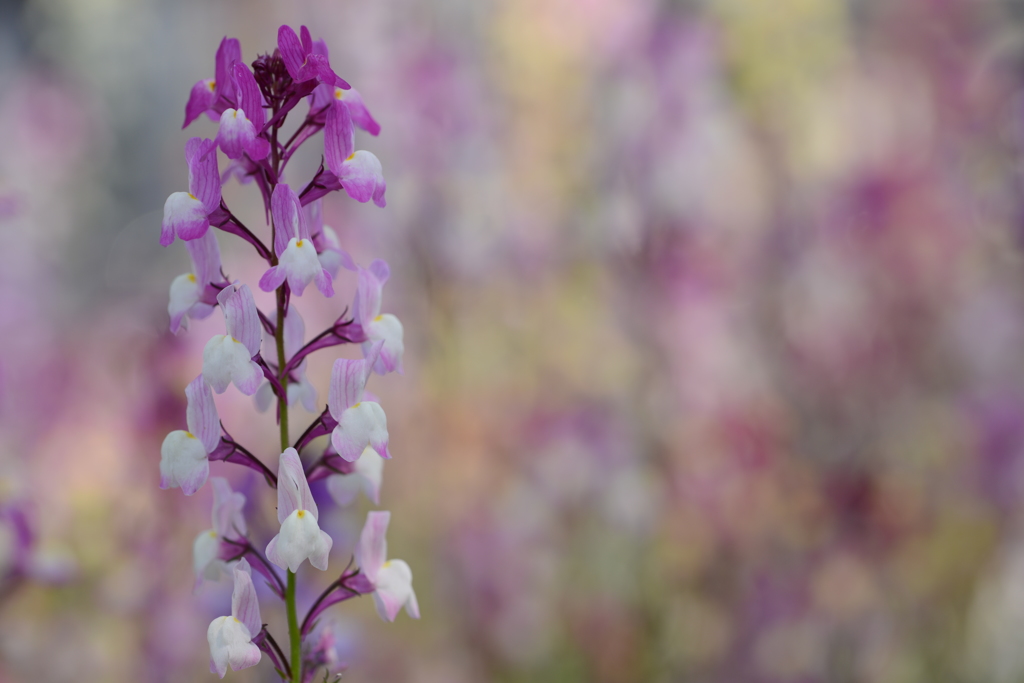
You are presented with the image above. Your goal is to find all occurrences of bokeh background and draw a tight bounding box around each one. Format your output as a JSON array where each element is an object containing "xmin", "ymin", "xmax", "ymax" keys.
[{"xmin": 3, "ymin": 0, "xmax": 1024, "ymax": 681}]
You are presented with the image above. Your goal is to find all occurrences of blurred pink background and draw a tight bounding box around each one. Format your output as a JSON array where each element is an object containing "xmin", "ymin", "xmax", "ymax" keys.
[{"xmin": 3, "ymin": 0, "xmax": 1024, "ymax": 681}]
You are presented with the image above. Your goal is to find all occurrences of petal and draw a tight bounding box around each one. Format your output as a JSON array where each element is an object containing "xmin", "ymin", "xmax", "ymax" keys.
[
  {"xmin": 160, "ymin": 430, "xmax": 210, "ymax": 495},
  {"xmin": 271, "ymin": 184, "xmax": 305, "ymax": 254},
  {"xmin": 192, "ymin": 529, "xmax": 222, "ymax": 584},
  {"xmin": 331, "ymin": 400, "xmax": 388, "ymax": 462},
  {"xmin": 202, "ymin": 335, "xmax": 234, "ymax": 394},
  {"xmin": 356, "ymin": 510, "xmax": 389, "ymax": 582},
  {"xmin": 231, "ymin": 558, "xmax": 262, "ymax": 636},
  {"xmin": 269, "ymin": 509, "xmax": 331, "ymax": 572},
  {"xmin": 373, "ymin": 559, "xmax": 417, "ymax": 621},
  {"xmin": 277, "ymin": 25, "xmax": 307, "ymax": 80},
  {"xmin": 337, "ymin": 150, "xmax": 386, "ymax": 207},
  {"xmin": 353, "ymin": 447, "xmax": 384, "ymax": 505},
  {"xmin": 208, "ymin": 616, "xmax": 231, "ymax": 678},
  {"xmin": 364, "ymin": 314, "xmax": 404, "ymax": 375},
  {"xmin": 324, "ymin": 101, "xmax": 355, "ymax": 176},
  {"xmin": 232, "ymin": 62, "xmax": 266, "ymax": 129},
  {"xmin": 213, "ymin": 37, "xmax": 242, "ymax": 102},
  {"xmin": 185, "ymin": 228, "xmax": 223, "ymax": 285},
  {"xmin": 326, "ymin": 474, "xmax": 362, "ymax": 507},
  {"xmin": 300, "ymin": 25, "xmax": 313, "ymax": 55},
  {"xmin": 353, "ymin": 262, "xmax": 385, "ymax": 325},
  {"xmin": 168, "ymin": 273, "xmax": 201, "ymax": 334},
  {"xmin": 258, "ymin": 265, "xmax": 287, "ymax": 293},
  {"xmin": 282, "ymin": 306, "xmax": 306, "ymax": 358},
  {"xmin": 161, "ymin": 192, "xmax": 208, "ymax": 246},
  {"xmin": 217, "ymin": 284, "xmax": 262, "ymax": 358},
  {"xmin": 253, "ymin": 380, "xmax": 275, "ymax": 413},
  {"xmin": 185, "ymin": 374, "xmax": 220, "ymax": 453},
  {"xmin": 211, "ymin": 476, "xmax": 247, "ymax": 540},
  {"xmin": 328, "ymin": 357, "xmax": 370, "ymax": 418},
  {"xmin": 337, "ymin": 87, "xmax": 380, "ymax": 136},
  {"xmin": 234, "ymin": 359, "xmax": 264, "ymax": 397},
  {"xmin": 215, "ymin": 109, "xmax": 257, "ymax": 160},
  {"xmin": 185, "ymin": 137, "xmax": 221, "ymax": 213},
  {"xmin": 184, "ymin": 78, "xmax": 217, "ymax": 128},
  {"xmin": 276, "ymin": 448, "xmax": 318, "ymax": 523}
]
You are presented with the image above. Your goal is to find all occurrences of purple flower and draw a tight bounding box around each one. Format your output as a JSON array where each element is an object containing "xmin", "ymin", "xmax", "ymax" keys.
[
  {"xmin": 258, "ymin": 184, "xmax": 334, "ymax": 297},
  {"xmin": 349, "ymin": 259, "xmax": 404, "ymax": 375},
  {"xmin": 207, "ymin": 558, "xmax": 262, "ymax": 677},
  {"xmin": 193, "ymin": 477, "xmax": 247, "ymax": 589},
  {"xmin": 215, "ymin": 64, "xmax": 271, "ymax": 161},
  {"xmin": 160, "ymin": 137, "xmax": 221, "ymax": 246},
  {"xmin": 183, "ymin": 36, "xmax": 242, "ymax": 128},
  {"xmin": 202, "ymin": 284, "xmax": 263, "ymax": 396},
  {"xmin": 168, "ymin": 229, "xmax": 225, "ymax": 334},
  {"xmin": 277, "ymin": 25, "xmax": 350, "ymax": 89},
  {"xmin": 356, "ymin": 511, "xmax": 419, "ymax": 622},
  {"xmin": 328, "ymin": 344, "xmax": 390, "ymax": 462},
  {"xmin": 266, "ymin": 448, "xmax": 333, "ymax": 572},
  {"xmin": 160, "ymin": 375, "xmax": 220, "ymax": 495}
]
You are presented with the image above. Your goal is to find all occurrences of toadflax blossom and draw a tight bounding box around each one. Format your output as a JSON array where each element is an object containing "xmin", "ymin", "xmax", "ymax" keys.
[
  {"xmin": 203, "ymin": 284, "xmax": 264, "ymax": 396},
  {"xmin": 323, "ymin": 100, "xmax": 387, "ymax": 208},
  {"xmin": 169, "ymin": 229, "xmax": 225, "ymax": 334},
  {"xmin": 215, "ymin": 63, "xmax": 271, "ymax": 161},
  {"xmin": 327, "ymin": 446, "xmax": 384, "ymax": 506},
  {"xmin": 208, "ymin": 558, "xmax": 262, "ymax": 678},
  {"xmin": 160, "ymin": 375, "xmax": 220, "ymax": 495},
  {"xmin": 255, "ymin": 307, "xmax": 317, "ymax": 413},
  {"xmin": 277, "ymin": 25, "xmax": 349, "ymax": 88},
  {"xmin": 328, "ymin": 343, "xmax": 391, "ymax": 462},
  {"xmin": 193, "ymin": 477, "xmax": 247, "ymax": 588},
  {"xmin": 305, "ymin": 199, "xmax": 345, "ymax": 278},
  {"xmin": 349, "ymin": 258, "xmax": 404, "ymax": 375},
  {"xmin": 266, "ymin": 448, "xmax": 333, "ymax": 572},
  {"xmin": 161, "ymin": 137, "xmax": 222, "ymax": 246},
  {"xmin": 183, "ymin": 36, "xmax": 241, "ymax": 128},
  {"xmin": 356, "ymin": 511, "xmax": 419, "ymax": 622},
  {"xmin": 259, "ymin": 184, "xmax": 334, "ymax": 297}
]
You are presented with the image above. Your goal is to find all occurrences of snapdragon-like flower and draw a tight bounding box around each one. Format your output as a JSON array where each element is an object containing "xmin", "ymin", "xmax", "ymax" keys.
[
  {"xmin": 350, "ymin": 259, "xmax": 404, "ymax": 374},
  {"xmin": 169, "ymin": 230, "xmax": 225, "ymax": 334},
  {"xmin": 277, "ymin": 25, "xmax": 349, "ymax": 88},
  {"xmin": 323, "ymin": 103, "xmax": 387, "ymax": 207},
  {"xmin": 356, "ymin": 511, "xmax": 419, "ymax": 622},
  {"xmin": 215, "ymin": 63, "xmax": 271, "ymax": 161},
  {"xmin": 160, "ymin": 375, "xmax": 220, "ymax": 495},
  {"xmin": 255, "ymin": 307, "xmax": 317, "ymax": 413},
  {"xmin": 328, "ymin": 344, "xmax": 391, "ymax": 462},
  {"xmin": 259, "ymin": 184, "xmax": 334, "ymax": 297},
  {"xmin": 208, "ymin": 558, "xmax": 262, "ymax": 678},
  {"xmin": 266, "ymin": 448, "xmax": 332, "ymax": 572},
  {"xmin": 183, "ymin": 36, "xmax": 241, "ymax": 128},
  {"xmin": 193, "ymin": 477, "xmax": 247, "ymax": 588},
  {"xmin": 203, "ymin": 284, "xmax": 263, "ymax": 396},
  {"xmin": 161, "ymin": 137, "xmax": 222, "ymax": 246},
  {"xmin": 326, "ymin": 446, "xmax": 384, "ymax": 506}
]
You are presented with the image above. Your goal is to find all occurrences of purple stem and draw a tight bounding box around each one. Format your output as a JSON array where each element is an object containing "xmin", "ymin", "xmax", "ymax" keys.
[
  {"xmin": 253, "ymin": 627, "xmax": 291, "ymax": 679},
  {"xmin": 208, "ymin": 202, "xmax": 272, "ymax": 261},
  {"xmin": 221, "ymin": 536, "xmax": 287, "ymax": 599},
  {"xmin": 300, "ymin": 563, "xmax": 371, "ymax": 636},
  {"xmin": 282, "ymin": 315, "xmax": 360, "ymax": 377},
  {"xmin": 210, "ymin": 427, "xmax": 278, "ymax": 488},
  {"xmin": 294, "ymin": 407, "xmax": 337, "ymax": 454}
]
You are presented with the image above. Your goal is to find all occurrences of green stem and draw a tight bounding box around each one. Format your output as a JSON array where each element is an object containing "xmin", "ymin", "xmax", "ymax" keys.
[
  {"xmin": 286, "ymin": 569, "xmax": 301, "ymax": 683},
  {"xmin": 276, "ymin": 287, "xmax": 289, "ymax": 452}
]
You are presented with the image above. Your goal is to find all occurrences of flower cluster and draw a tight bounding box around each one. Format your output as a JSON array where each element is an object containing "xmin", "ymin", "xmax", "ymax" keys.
[{"xmin": 158, "ymin": 26, "xmax": 416, "ymax": 682}]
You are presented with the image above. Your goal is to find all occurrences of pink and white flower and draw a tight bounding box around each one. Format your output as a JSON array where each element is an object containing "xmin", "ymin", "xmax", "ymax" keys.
[
  {"xmin": 266, "ymin": 448, "xmax": 333, "ymax": 572},
  {"xmin": 160, "ymin": 375, "xmax": 220, "ymax": 495},
  {"xmin": 356, "ymin": 511, "xmax": 419, "ymax": 622},
  {"xmin": 207, "ymin": 558, "xmax": 262, "ymax": 677},
  {"xmin": 202, "ymin": 284, "xmax": 263, "ymax": 396},
  {"xmin": 328, "ymin": 344, "xmax": 390, "ymax": 462}
]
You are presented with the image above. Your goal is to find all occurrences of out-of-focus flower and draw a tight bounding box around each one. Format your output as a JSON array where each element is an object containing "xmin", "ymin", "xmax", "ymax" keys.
[
  {"xmin": 192, "ymin": 477, "xmax": 247, "ymax": 588},
  {"xmin": 159, "ymin": 375, "xmax": 220, "ymax": 495},
  {"xmin": 266, "ymin": 448, "xmax": 332, "ymax": 572},
  {"xmin": 255, "ymin": 307, "xmax": 317, "ymax": 413},
  {"xmin": 207, "ymin": 558, "xmax": 262, "ymax": 678},
  {"xmin": 356, "ymin": 511, "xmax": 419, "ymax": 622},
  {"xmin": 168, "ymin": 229, "xmax": 226, "ymax": 334},
  {"xmin": 326, "ymin": 447, "xmax": 384, "ymax": 506}
]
